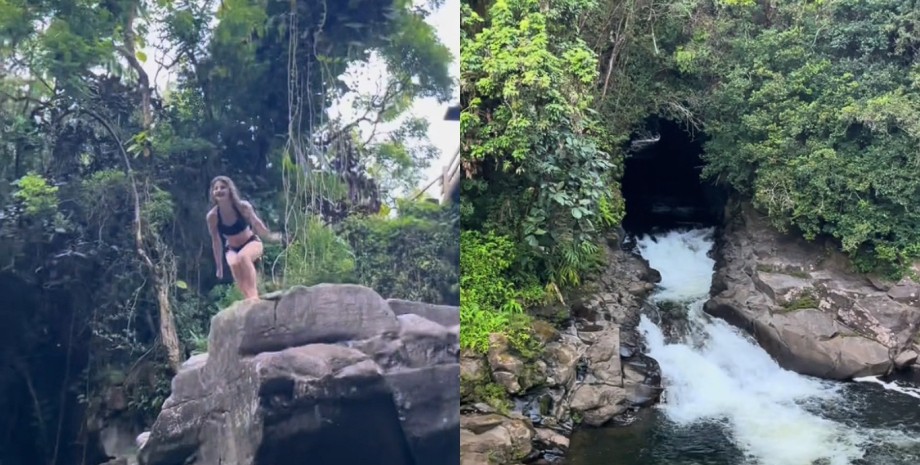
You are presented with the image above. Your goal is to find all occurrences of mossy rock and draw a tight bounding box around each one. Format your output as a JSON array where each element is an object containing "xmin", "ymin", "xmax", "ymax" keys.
[
  {"xmin": 531, "ymin": 319, "xmax": 560, "ymax": 345},
  {"xmin": 530, "ymin": 302, "xmax": 571, "ymax": 326},
  {"xmin": 461, "ymin": 373, "xmax": 512, "ymax": 413},
  {"xmin": 779, "ymin": 290, "xmax": 820, "ymax": 313},
  {"xmin": 518, "ymin": 362, "xmax": 547, "ymax": 393}
]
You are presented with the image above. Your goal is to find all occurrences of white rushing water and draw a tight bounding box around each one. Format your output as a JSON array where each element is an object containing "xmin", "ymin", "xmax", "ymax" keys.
[
  {"xmin": 853, "ymin": 375, "xmax": 920, "ymax": 400},
  {"xmin": 635, "ymin": 228, "xmax": 868, "ymax": 465}
]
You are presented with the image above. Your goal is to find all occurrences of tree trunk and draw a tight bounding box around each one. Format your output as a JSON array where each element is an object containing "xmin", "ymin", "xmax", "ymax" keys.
[
  {"xmin": 118, "ymin": 2, "xmax": 183, "ymax": 373},
  {"xmin": 156, "ymin": 269, "xmax": 182, "ymax": 370}
]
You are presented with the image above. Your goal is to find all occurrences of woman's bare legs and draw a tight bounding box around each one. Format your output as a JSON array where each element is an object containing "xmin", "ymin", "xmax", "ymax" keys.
[{"xmin": 225, "ymin": 240, "xmax": 264, "ymax": 301}]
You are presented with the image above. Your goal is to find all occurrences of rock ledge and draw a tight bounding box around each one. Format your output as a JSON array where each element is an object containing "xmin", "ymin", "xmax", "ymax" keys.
[
  {"xmin": 138, "ymin": 284, "xmax": 459, "ymax": 465},
  {"xmin": 706, "ymin": 202, "xmax": 920, "ymax": 380}
]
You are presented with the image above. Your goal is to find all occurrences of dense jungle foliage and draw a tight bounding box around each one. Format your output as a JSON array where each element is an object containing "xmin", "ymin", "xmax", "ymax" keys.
[
  {"xmin": 460, "ymin": 0, "xmax": 920, "ymax": 357},
  {"xmin": 0, "ymin": 0, "xmax": 457, "ymax": 463}
]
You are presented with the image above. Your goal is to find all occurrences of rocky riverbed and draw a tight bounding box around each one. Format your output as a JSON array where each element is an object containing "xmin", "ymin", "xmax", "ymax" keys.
[
  {"xmin": 459, "ymin": 236, "xmax": 665, "ymax": 464},
  {"xmin": 465, "ymin": 199, "xmax": 920, "ymax": 465}
]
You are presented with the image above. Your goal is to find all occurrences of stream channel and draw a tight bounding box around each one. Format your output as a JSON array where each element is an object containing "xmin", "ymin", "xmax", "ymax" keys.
[{"xmin": 563, "ymin": 227, "xmax": 920, "ymax": 465}]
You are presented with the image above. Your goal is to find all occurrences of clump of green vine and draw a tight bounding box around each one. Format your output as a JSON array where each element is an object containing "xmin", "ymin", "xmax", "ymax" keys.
[{"xmin": 460, "ymin": 230, "xmax": 546, "ymax": 354}]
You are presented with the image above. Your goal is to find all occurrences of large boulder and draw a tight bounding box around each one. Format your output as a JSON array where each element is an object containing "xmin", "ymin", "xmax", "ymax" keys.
[
  {"xmin": 138, "ymin": 284, "xmax": 459, "ymax": 465},
  {"xmin": 460, "ymin": 413, "xmax": 534, "ymax": 465},
  {"xmin": 707, "ymin": 202, "xmax": 920, "ymax": 380}
]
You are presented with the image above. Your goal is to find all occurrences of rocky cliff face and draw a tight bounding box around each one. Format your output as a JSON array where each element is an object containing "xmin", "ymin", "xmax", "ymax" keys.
[
  {"xmin": 706, "ymin": 201, "xmax": 920, "ymax": 380},
  {"xmin": 136, "ymin": 284, "xmax": 459, "ymax": 465},
  {"xmin": 460, "ymin": 238, "xmax": 662, "ymax": 465}
]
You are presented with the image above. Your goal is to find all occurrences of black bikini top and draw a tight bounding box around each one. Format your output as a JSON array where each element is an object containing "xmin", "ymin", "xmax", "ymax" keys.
[{"xmin": 216, "ymin": 203, "xmax": 250, "ymax": 237}]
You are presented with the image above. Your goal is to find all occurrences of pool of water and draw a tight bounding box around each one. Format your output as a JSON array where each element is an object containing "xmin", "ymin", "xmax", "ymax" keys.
[{"xmin": 566, "ymin": 378, "xmax": 920, "ymax": 465}]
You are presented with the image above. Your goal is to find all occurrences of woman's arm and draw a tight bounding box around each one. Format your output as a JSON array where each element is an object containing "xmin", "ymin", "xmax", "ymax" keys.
[
  {"xmin": 241, "ymin": 201, "xmax": 281, "ymax": 241},
  {"xmin": 206, "ymin": 209, "xmax": 224, "ymax": 276}
]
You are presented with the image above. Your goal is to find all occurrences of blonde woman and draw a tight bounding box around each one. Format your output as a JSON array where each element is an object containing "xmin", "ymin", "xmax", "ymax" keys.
[{"xmin": 206, "ymin": 176, "xmax": 281, "ymax": 300}]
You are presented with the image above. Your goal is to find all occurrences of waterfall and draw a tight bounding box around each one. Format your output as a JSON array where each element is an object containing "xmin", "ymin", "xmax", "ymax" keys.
[{"xmin": 636, "ymin": 228, "xmax": 865, "ymax": 465}]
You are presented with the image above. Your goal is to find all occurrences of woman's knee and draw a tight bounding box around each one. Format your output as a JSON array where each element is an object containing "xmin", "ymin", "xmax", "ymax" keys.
[
  {"xmin": 231, "ymin": 252, "xmax": 255, "ymax": 268},
  {"xmin": 225, "ymin": 251, "xmax": 242, "ymax": 268},
  {"xmin": 238, "ymin": 243, "xmax": 263, "ymax": 264}
]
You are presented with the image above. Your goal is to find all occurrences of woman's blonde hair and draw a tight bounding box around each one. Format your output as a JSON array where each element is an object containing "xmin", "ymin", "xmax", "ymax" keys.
[{"xmin": 209, "ymin": 175, "xmax": 245, "ymax": 212}]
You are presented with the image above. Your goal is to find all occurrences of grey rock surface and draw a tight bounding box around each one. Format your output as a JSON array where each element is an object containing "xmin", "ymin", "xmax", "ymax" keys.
[
  {"xmin": 707, "ymin": 202, "xmax": 920, "ymax": 380},
  {"xmin": 138, "ymin": 284, "xmax": 459, "ymax": 465}
]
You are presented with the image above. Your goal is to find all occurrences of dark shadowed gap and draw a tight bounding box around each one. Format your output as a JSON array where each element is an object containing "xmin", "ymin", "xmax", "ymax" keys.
[
  {"xmin": 619, "ymin": 118, "xmax": 726, "ymax": 236},
  {"xmin": 255, "ymin": 396, "xmax": 418, "ymax": 465},
  {"xmin": 0, "ymin": 273, "xmax": 111, "ymax": 465}
]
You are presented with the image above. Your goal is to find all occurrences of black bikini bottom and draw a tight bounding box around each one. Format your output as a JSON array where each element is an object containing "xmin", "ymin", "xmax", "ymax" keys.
[{"xmin": 226, "ymin": 234, "xmax": 261, "ymax": 253}]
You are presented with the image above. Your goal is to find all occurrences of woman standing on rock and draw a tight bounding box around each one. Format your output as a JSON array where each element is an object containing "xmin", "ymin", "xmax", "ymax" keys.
[{"xmin": 206, "ymin": 175, "xmax": 281, "ymax": 301}]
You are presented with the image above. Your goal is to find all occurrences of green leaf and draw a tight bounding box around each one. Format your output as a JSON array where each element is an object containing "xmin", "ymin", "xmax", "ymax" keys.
[
  {"xmin": 136, "ymin": 50, "xmax": 147, "ymax": 63},
  {"xmin": 525, "ymin": 235, "xmax": 538, "ymax": 247},
  {"xmin": 176, "ymin": 280, "xmax": 188, "ymax": 290}
]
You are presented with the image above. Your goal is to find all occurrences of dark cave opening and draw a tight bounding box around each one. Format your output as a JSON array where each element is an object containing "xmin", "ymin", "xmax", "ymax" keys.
[{"xmin": 620, "ymin": 118, "xmax": 727, "ymax": 236}]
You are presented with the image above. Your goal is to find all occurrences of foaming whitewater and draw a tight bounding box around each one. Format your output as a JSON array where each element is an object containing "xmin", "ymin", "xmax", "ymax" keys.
[
  {"xmin": 635, "ymin": 228, "xmax": 715, "ymax": 301},
  {"xmin": 854, "ymin": 376, "xmax": 920, "ymax": 400},
  {"xmin": 635, "ymin": 228, "xmax": 867, "ymax": 465}
]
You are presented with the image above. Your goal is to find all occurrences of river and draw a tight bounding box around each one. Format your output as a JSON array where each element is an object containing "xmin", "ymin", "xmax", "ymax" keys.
[{"xmin": 564, "ymin": 228, "xmax": 920, "ymax": 465}]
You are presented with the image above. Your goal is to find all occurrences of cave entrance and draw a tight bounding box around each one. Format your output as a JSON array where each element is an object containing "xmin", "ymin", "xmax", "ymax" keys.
[{"xmin": 620, "ymin": 118, "xmax": 726, "ymax": 235}]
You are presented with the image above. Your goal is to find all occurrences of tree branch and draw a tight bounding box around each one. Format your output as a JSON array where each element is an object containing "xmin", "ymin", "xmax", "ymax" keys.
[
  {"xmin": 79, "ymin": 108, "xmax": 182, "ymax": 372},
  {"xmin": 324, "ymin": 77, "xmax": 407, "ymax": 148}
]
